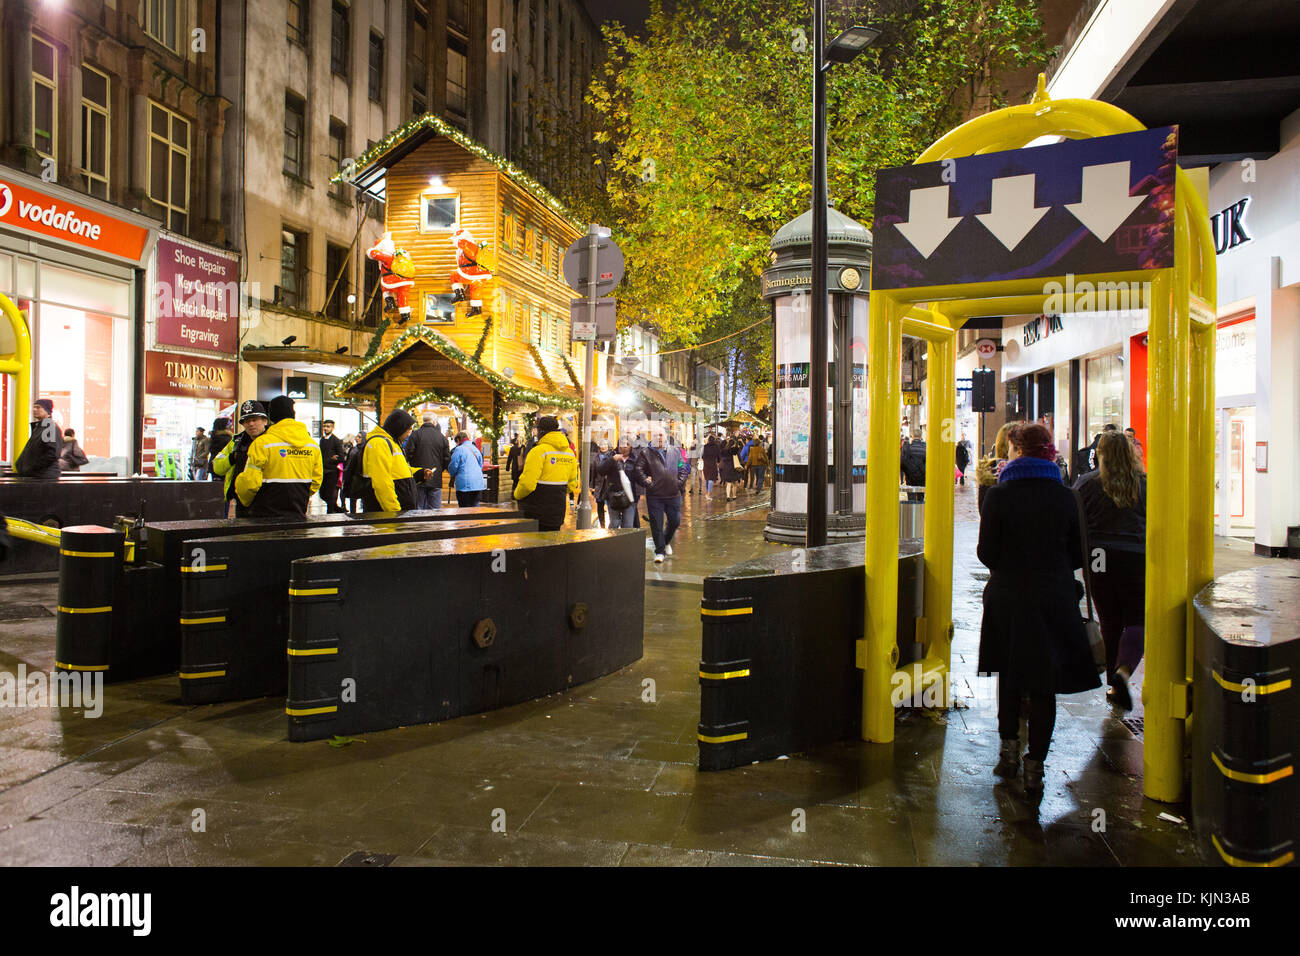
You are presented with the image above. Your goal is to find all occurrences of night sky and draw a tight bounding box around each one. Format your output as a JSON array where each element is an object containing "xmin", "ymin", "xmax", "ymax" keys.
[{"xmin": 581, "ymin": 0, "xmax": 659, "ymax": 33}]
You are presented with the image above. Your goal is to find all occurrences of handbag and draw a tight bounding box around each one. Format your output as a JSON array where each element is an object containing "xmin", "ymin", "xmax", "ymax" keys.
[
  {"xmin": 732, "ymin": 454, "xmax": 743, "ymax": 471},
  {"xmin": 1073, "ymin": 490, "xmax": 1107, "ymax": 674}
]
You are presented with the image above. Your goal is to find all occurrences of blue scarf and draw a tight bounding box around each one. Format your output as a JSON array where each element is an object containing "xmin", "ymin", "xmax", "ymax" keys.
[{"xmin": 998, "ymin": 456, "xmax": 1062, "ymax": 484}]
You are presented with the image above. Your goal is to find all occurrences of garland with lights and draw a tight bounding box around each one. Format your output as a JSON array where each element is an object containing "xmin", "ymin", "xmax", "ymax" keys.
[
  {"xmin": 330, "ymin": 323, "xmax": 581, "ymax": 412},
  {"xmin": 362, "ymin": 318, "xmax": 391, "ymax": 362},
  {"xmin": 329, "ymin": 113, "xmax": 585, "ymax": 233},
  {"xmin": 527, "ymin": 343, "xmax": 559, "ymax": 393},
  {"xmin": 561, "ymin": 354, "xmax": 582, "ymax": 391},
  {"xmin": 397, "ymin": 387, "xmax": 498, "ymax": 439},
  {"xmin": 472, "ymin": 312, "xmax": 492, "ymax": 362}
]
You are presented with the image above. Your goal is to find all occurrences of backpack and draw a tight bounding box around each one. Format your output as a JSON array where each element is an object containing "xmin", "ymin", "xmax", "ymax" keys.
[{"xmin": 342, "ymin": 434, "xmax": 391, "ymax": 499}]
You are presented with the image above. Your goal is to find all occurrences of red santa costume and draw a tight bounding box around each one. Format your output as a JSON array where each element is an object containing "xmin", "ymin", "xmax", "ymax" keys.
[
  {"xmin": 366, "ymin": 233, "xmax": 416, "ymax": 324},
  {"xmin": 450, "ymin": 228, "xmax": 493, "ymax": 315}
]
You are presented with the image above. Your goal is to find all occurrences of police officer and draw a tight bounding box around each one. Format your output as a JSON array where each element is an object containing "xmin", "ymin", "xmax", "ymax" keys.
[
  {"xmin": 512, "ymin": 415, "xmax": 580, "ymax": 531},
  {"xmin": 211, "ymin": 400, "xmax": 268, "ymax": 518},
  {"xmin": 236, "ymin": 396, "xmax": 323, "ymax": 518}
]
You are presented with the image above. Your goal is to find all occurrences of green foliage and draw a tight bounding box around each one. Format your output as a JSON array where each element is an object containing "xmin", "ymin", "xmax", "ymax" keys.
[{"xmin": 590, "ymin": 0, "xmax": 1051, "ymax": 373}]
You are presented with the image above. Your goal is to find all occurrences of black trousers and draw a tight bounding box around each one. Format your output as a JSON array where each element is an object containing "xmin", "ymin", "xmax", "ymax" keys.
[
  {"xmin": 320, "ymin": 473, "xmax": 342, "ymax": 513},
  {"xmin": 998, "ymin": 676, "xmax": 1056, "ymax": 763},
  {"xmin": 1091, "ymin": 547, "xmax": 1145, "ymax": 680}
]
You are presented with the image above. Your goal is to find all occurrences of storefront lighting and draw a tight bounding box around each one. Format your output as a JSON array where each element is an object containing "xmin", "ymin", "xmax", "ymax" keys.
[
  {"xmin": 429, "ymin": 176, "xmax": 444, "ymax": 188},
  {"xmin": 618, "ymin": 388, "xmax": 636, "ymax": 408}
]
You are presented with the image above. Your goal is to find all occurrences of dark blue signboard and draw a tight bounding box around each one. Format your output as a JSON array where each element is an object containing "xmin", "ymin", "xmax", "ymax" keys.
[{"xmin": 871, "ymin": 126, "xmax": 1178, "ymax": 291}]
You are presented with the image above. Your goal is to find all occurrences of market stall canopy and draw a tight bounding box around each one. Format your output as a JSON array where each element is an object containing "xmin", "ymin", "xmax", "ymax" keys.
[
  {"xmin": 629, "ymin": 382, "xmax": 696, "ymax": 416},
  {"xmin": 718, "ymin": 410, "xmax": 768, "ymax": 429}
]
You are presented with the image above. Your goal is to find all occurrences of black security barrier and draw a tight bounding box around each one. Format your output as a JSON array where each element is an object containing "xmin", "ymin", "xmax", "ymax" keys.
[
  {"xmin": 1, "ymin": 476, "xmax": 223, "ymax": 574},
  {"xmin": 137, "ymin": 507, "xmax": 521, "ymax": 678},
  {"xmin": 179, "ymin": 517, "xmax": 536, "ymax": 704},
  {"xmin": 53, "ymin": 526, "xmax": 122, "ymax": 676},
  {"xmin": 1192, "ymin": 566, "xmax": 1298, "ymax": 867},
  {"xmin": 698, "ymin": 539, "xmax": 925, "ymax": 771},
  {"xmin": 285, "ymin": 528, "xmax": 646, "ymax": 741}
]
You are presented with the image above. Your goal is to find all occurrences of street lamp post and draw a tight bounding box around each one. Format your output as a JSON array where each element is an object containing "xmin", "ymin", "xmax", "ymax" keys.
[{"xmin": 808, "ymin": 7, "xmax": 879, "ymax": 548}]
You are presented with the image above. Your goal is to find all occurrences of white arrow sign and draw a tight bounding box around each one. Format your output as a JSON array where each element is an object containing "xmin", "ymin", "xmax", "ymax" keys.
[
  {"xmin": 894, "ymin": 185, "xmax": 962, "ymax": 258},
  {"xmin": 976, "ymin": 174, "xmax": 1049, "ymax": 251},
  {"xmin": 1065, "ymin": 162, "xmax": 1147, "ymax": 243}
]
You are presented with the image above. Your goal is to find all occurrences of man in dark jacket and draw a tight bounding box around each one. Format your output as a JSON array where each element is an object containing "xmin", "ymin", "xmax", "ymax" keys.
[
  {"xmin": 319, "ymin": 419, "xmax": 345, "ymax": 512},
  {"xmin": 900, "ymin": 432, "xmax": 926, "ymax": 501},
  {"xmin": 635, "ymin": 430, "xmax": 689, "ymax": 563},
  {"xmin": 404, "ymin": 413, "xmax": 451, "ymax": 509},
  {"xmin": 1072, "ymin": 424, "xmax": 1116, "ymax": 484},
  {"xmin": 15, "ymin": 399, "xmax": 61, "ymax": 479},
  {"xmin": 955, "ymin": 437, "xmax": 970, "ymax": 486},
  {"xmin": 207, "ymin": 418, "xmax": 233, "ymax": 480}
]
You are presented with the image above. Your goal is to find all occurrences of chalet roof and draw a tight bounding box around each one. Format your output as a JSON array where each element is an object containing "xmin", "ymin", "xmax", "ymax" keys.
[{"xmin": 332, "ymin": 113, "xmax": 585, "ymax": 232}]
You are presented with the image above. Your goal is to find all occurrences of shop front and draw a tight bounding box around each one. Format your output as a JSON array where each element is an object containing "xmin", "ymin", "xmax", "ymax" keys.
[
  {"xmin": 0, "ymin": 169, "xmax": 153, "ymax": 471},
  {"xmin": 240, "ymin": 345, "xmax": 368, "ymax": 447},
  {"xmin": 145, "ymin": 233, "xmax": 240, "ymax": 475}
]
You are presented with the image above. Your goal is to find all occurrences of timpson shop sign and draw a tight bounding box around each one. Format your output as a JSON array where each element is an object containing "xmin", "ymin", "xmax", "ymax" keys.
[
  {"xmin": 145, "ymin": 351, "xmax": 237, "ymax": 401},
  {"xmin": 0, "ymin": 178, "xmax": 150, "ymax": 262}
]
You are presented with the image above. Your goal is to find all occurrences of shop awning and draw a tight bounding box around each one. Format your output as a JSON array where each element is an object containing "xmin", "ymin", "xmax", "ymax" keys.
[
  {"xmin": 628, "ymin": 382, "xmax": 697, "ymax": 416},
  {"xmin": 241, "ymin": 345, "xmax": 362, "ymax": 377}
]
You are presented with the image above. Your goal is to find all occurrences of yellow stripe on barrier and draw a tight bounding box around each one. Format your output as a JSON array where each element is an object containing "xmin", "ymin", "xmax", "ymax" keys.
[
  {"xmin": 59, "ymin": 549, "xmax": 115, "ymax": 559},
  {"xmin": 698, "ymin": 732, "xmax": 748, "ymax": 744},
  {"xmin": 1211, "ymin": 834, "xmax": 1294, "ymax": 868},
  {"xmin": 288, "ymin": 587, "xmax": 339, "ymax": 597},
  {"xmin": 1211, "ymin": 751, "xmax": 1293, "ymax": 785},
  {"xmin": 286, "ymin": 705, "xmax": 338, "ymax": 716},
  {"xmin": 179, "ymin": 670, "xmax": 227, "ymax": 680},
  {"xmin": 57, "ymin": 605, "xmax": 111, "ymax": 614},
  {"xmin": 699, "ymin": 669, "xmax": 751, "ymax": 680},
  {"xmin": 179, "ymin": 615, "xmax": 226, "ymax": 626},
  {"xmin": 180, "ymin": 564, "xmax": 228, "ymax": 573},
  {"xmin": 287, "ymin": 647, "xmax": 338, "ymax": 657},
  {"xmin": 1212, "ymin": 669, "xmax": 1291, "ymax": 696},
  {"xmin": 700, "ymin": 607, "xmax": 752, "ymax": 617},
  {"xmin": 54, "ymin": 661, "xmax": 109, "ymax": 671}
]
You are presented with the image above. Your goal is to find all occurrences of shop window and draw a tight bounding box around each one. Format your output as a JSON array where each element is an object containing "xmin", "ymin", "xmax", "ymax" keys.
[
  {"xmin": 424, "ymin": 293, "xmax": 455, "ymax": 324},
  {"xmin": 324, "ymin": 243, "xmax": 350, "ymax": 320},
  {"xmin": 287, "ymin": 0, "xmax": 309, "ymax": 43},
  {"xmin": 1085, "ymin": 353, "xmax": 1124, "ymax": 439},
  {"xmin": 327, "ymin": 118, "xmax": 347, "ymax": 199},
  {"xmin": 32, "ymin": 37, "xmax": 57, "ymax": 163},
  {"xmin": 368, "ymin": 32, "xmax": 384, "ymax": 102},
  {"xmin": 143, "ymin": 0, "xmax": 180, "ymax": 53},
  {"xmin": 446, "ymin": 35, "xmax": 468, "ymax": 117},
  {"xmin": 80, "ymin": 65, "xmax": 110, "ymax": 198},
  {"xmin": 284, "ymin": 93, "xmax": 306, "ymax": 178},
  {"xmin": 280, "ymin": 229, "xmax": 307, "ymax": 310},
  {"xmin": 421, "ymin": 194, "xmax": 458, "ymax": 232},
  {"xmin": 148, "ymin": 101, "xmax": 190, "ymax": 233},
  {"xmin": 330, "ymin": 1, "xmax": 350, "ymax": 77}
]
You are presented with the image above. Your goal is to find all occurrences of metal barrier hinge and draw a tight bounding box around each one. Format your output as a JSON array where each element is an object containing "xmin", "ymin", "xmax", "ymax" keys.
[{"xmin": 1169, "ymin": 680, "xmax": 1191, "ymax": 720}]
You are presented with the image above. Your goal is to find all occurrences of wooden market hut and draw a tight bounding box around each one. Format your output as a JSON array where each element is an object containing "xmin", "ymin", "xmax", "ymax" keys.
[{"xmin": 331, "ymin": 114, "xmax": 607, "ymax": 449}]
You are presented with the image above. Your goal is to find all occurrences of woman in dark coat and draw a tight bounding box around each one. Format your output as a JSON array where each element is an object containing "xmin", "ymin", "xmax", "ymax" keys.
[
  {"xmin": 719, "ymin": 437, "xmax": 742, "ymax": 500},
  {"xmin": 701, "ymin": 435, "xmax": 721, "ymax": 495},
  {"xmin": 978, "ymin": 421, "xmax": 1100, "ymax": 793}
]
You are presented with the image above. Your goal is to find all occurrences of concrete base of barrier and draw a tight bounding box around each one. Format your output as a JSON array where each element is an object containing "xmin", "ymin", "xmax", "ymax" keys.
[
  {"xmin": 180, "ymin": 517, "xmax": 536, "ymax": 703},
  {"xmin": 286, "ymin": 528, "xmax": 646, "ymax": 741},
  {"xmin": 698, "ymin": 540, "xmax": 924, "ymax": 771},
  {"xmin": 1192, "ymin": 566, "xmax": 1298, "ymax": 867}
]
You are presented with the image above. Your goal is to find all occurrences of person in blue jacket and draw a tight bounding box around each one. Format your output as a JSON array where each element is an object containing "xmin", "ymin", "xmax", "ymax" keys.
[{"xmin": 446, "ymin": 431, "xmax": 486, "ymax": 507}]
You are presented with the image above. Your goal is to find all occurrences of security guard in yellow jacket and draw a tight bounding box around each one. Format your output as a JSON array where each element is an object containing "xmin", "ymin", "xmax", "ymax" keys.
[
  {"xmin": 235, "ymin": 396, "xmax": 323, "ymax": 518},
  {"xmin": 360, "ymin": 409, "xmax": 424, "ymax": 512},
  {"xmin": 513, "ymin": 416, "xmax": 580, "ymax": 531}
]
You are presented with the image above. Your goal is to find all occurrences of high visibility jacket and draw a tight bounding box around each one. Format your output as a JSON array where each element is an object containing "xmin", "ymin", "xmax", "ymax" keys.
[
  {"xmin": 513, "ymin": 430, "xmax": 579, "ymax": 530},
  {"xmin": 235, "ymin": 419, "xmax": 322, "ymax": 517},
  {"xmin": 212, "ymin": 430, "xmax": 253, "ymax": 500},
  {"xmin": 362, "ymin": 425, "xmax": 416, "ymax": 512}
]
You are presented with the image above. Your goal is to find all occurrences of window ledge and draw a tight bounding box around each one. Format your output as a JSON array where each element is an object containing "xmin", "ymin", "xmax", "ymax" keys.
[{"xmin": 283, "ymin": 171, "xmax": 315, "ymax": 188}]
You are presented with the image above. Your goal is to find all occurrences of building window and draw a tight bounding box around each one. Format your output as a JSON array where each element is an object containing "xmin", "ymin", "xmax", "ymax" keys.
[
  {"xmin": 523, "ymin": 225, "xmax": 535, "ymax": 263},
  {"xmin": 446, "ymin": 36, "xmax": 468, "ymax": 117},
  {"xmin": 80, "ymin": 65, "xmax": 111, "ymax": 198},
  {"xmin": 32, "ymin": 37, "xmax": 57, "ymax": 163},
  {"xmin": 421, "ymin": 194, "xmax": 458, "ymax": 232},
  {"xmin": 447, "ymin": 0, "xmax": 469, "ymax": 34},
  {"xmin": 287, "ymin": 0, "xmax": 308, "ymax": 44},
  {"xmin": 284, "ymin": 93, "xmax": 306, "ymax": 177},
  {"xmin": 325, "ymin": 243, "xmax": 350, "ymax": 319},
  {"xmin": 368, "ymin": 33, "xmax": 384, "ymax": 102},
  {"xmin": 330, "ymin": 1, "xmax": 350, "ymax": 77},
  {"xmin": 148, "ymin": 101, "xmax": 190, "ymax": 232},
  {"xmin": 362, "ymin": 255, "xmax": 381, "ymax": 326},
  {"xmin": 143, "ymin": 0, "xmax": 180, "ymax": 52},
  {"xmin": 499, "ymin": 293, "xmax": 514, "ymax": 339},
  {"xmin": 280, "ymin": 229, "xmax": 307, "ymax": 310},
  {"xmin": 411, "ymin": 2, "xmax": 428, "ymax": 105},
  {"xmin": 424, "ymin": 293, "xmax": 455, "ymax": 324},
  {"xmin": 327, "ymin": 119, "xmax": 346, "ymax": 199}
]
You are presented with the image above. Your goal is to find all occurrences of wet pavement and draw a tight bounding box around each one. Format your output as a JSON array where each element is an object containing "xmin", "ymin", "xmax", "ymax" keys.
[{"xmin": 0, "ymin": 482, "xmax": 1289, "ymax": 866}]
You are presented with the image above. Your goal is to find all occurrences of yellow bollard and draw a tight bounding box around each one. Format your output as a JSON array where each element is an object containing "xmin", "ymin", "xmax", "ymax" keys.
[
  {"xmin": 922, "ymin": 315, "xmax": 956, "ymax": 707},
  {"xmin": 1, "ymin": 293, "xmax": 33, "ymax": 462}
]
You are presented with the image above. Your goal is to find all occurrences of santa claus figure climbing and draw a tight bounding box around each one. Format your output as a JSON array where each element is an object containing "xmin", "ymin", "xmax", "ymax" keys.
[
  {"xmin": 450, "ymin": 227, "xmax": 494, "ymax": 316},
  {"xmin": 366, "ymin": 233, "xmax": 416, "ymax": 324}
]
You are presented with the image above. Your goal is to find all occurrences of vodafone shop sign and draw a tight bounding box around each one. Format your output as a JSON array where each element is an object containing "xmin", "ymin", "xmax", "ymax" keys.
[{"xmin": 0, "ymin": 178, "xmax": 149, "ymax": 262}]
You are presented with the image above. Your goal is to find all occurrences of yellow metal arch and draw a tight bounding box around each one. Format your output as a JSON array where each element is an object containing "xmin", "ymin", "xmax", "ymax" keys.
[
  {"xmin": 864, "ymin": 79, "xmax": 1216, "ymax": 803},
  {"xmin": 1, "ymin": 292, "xmax": 33, "ymax": 462}
]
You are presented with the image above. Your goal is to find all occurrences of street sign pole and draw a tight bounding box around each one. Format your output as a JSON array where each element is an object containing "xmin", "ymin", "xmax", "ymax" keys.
[{"xmin": 576, "ymin": 223, "xmax": 599, "ymax": 530}]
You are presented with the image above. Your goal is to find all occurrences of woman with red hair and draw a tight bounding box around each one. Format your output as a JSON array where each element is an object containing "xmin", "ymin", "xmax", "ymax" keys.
[{"xmin": 977, "ymin": 422, "xmax": 1101, "ymax": 795}]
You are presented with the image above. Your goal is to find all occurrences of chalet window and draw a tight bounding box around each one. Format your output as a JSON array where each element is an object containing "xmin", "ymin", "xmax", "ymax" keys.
[
  {"xmin": 284, "ymin": 93, "xmax": 306, "ymax": 177},
  {"xmin": 421, "ymin": 194, "xmax": 458, "ymax": 232},
  {"xmin": 330, "ymin": 1, "xmax": 350, "ymax": 77},
  {"xmin": 424, "ymin": 293, "xmax": 455, "ymax": 324},
  {"xmin": 501, "ymin": 210, "xmax": 517, "ymax": 254},
  {"xmin": 499, "ymin": 293, "xmax": 513, "ymax": 339},
  {"xmin": 32, "ymin": 37, "xmax": 57, "ymax": 162},
  {"xmin": 81, "ymin": 65, "xmax": 111, "ymax": 198}
]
